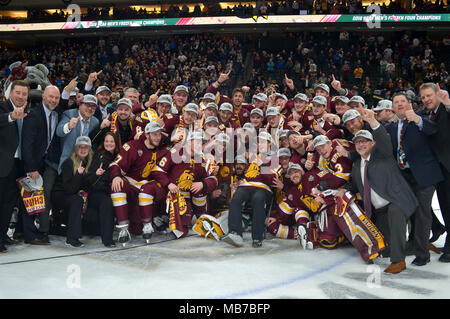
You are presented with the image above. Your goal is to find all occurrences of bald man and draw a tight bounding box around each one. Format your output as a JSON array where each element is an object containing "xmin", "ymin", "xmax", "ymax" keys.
[{"xmin": 21, "ymin": 85, "xmax": 62, "ymax": 244}]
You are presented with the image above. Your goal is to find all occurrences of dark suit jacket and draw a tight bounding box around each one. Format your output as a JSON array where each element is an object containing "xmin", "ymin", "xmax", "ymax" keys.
[
  {"xmin": 385, "ymin": 115, "xmax": 444, "ymax": 188},
  {"xmin": 420, "ymin": 104, "xmax": 450, "ymax": 173},
  {"xmin": 348, "ymin": 125, "xmax": 418, "ymax": 218},
  {"xmin": 93, "ymin": 104, "xmax": 115, "ymax": 125},
  {"xmin": 21, "ymin": 103, "xmax": 61, "ymax": 174},
  {"xmin": 0, "ymin": 99, "xmax": 20, "ymax": 177}
]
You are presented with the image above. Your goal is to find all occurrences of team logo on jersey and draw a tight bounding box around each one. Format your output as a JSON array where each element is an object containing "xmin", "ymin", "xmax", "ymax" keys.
[
  {"xmin": 219, "ymin": 166, "xmax": 230, "ymax": 178},
  {"xmin": 177, "ymin": 170, "xmax": 195, "ymax": 191},
  {"xmin": 137, "ymin": 150, "xmax": 143, "ymax": 157},
  {"xmin": 245, "ymin": 162, "xmax": 260, "ymax": 179},
  {"xmin": 141, "ymin": 153, "xmax": 157, "ymax": 178},
  {"xmin": 308, "ymin": 175, "xmax": 315, "ymax": 182},
  {"xmin": 288, "ymin": 194, "xmax": 293, "ymax": 201}
]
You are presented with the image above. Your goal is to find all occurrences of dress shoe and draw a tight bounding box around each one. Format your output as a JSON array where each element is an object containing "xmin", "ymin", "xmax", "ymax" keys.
[
  {"xmin": 384, "ymin": 261, "xmax": 406, "ymax": 274},
  {"xmin": 2, "ymin": 237, "xmax": 19, "ymax": 245},
  {"xmin": 429, "ymin": 243, "xmax": 441, "ymax": 254},
  {"xmin": 0, "ymin": 245, "xmax": 7, "ymax": 253},
  {"xmin": 412, "ymin": 256, "xmax": 430, "ymax": 266},
  {"xmin": 439, "ymin": 253, "xmax": 450, "ymax": 263},
  {"xmin": 429, "ymin": 225, "xmax": 446, "ymax": 243},
  {"xmin": 252, "ymin": 240, "xmax": 263, "ymax": 248},
  {"xmin": 13, "ymin": 232, "xmax": 24, "ymax": 240},
  {"xmin": 103, "ymin": 241, "xmax": 116, "ymax": 248},
  {"xmin": 25, "ymin": 239, "xmax": 50, "ymax": 246},
  {"xmin": 37, "ymin": 233, "xmax": 50, "ymax": 244}
]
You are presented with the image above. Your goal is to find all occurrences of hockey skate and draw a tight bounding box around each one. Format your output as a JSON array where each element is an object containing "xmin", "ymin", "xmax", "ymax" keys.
[
  {"xmin": 117, "ymin": 224, "xmax": 131, "ymax": 247},
  {"xmin": 142, "ymin": 222, "xmax": 154, "ymax": 244},
  {"xmin": 298, "ymin": 225, "xmax": 309, "ymax": 250}
]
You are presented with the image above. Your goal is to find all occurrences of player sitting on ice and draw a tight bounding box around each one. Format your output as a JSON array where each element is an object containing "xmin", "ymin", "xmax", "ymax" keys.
[{"xmin": 110, "ymin": 122, "xmax": 166, "ymax": 246}]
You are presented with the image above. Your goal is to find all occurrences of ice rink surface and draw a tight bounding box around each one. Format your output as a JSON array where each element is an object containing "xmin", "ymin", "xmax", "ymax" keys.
[{"xmin": 0, "ymin": 195, "xmax": 448, "ymax": 300}]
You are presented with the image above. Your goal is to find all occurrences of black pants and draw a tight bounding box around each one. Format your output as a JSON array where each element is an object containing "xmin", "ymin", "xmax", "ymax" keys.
[
  {"xmin": 436, "ymin": 165, "xmax": 450, "ymax": 254},
  {"xmin": 374, "ymin": 203, "xmax": 407, "ymax": 264},
  {"xmin": 87, "ymin": 191, "xmax": 114, "ymax": 244},
  {"xmin": 228, "ymin": 187, "xmax": 272, "ymax": 241},
  {"xmin": 0, "ymin": 159, "xmax": 21, "ymax": 242},
  {"xmin": 401, "ymin": 168, "xmax": 434, "ymax": 260}
]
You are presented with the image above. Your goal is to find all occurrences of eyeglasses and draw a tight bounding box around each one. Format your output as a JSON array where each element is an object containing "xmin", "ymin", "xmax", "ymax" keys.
[{"xmin": 354, "ymin": 139, "xmax": 372, "ymax": 145}]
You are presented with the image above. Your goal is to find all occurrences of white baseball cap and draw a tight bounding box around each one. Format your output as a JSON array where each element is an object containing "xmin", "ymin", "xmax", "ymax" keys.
[
  {"xmin": 265, "ymin": 107, "xmax": 280, "ymax": 117},
  {"xmin": 313, "ymin": 135, "xmax": 330, "ymax": 148},
  {"xmin": 250, "ymin": 108, "xmax": 264, "ymax": 117},
  {"xmin": 174, "ymin": 85, "xmax": 189, "ymax": 94},
  {"xmin": 373, "ymin": 99, "xmax": 393, "ymax": 111},
  {"xmin": 277, "ymin": 148, "xmax": 292, "ymax": 157},
  {"xmin": 145, "ymin": 122, "xmax": 163, "ymax": 133},
  {"xmin": 349, "ymin": 96, "xmax": 365, "ymax": 105},
  {"xmin": 352, "ymin": 130, "xmax": 374, "ymax": 143},
  {"xmin": 184, "ymin": 103, "xmax": 199, "ymax": 115},
  {"xmin": 219, "ymin": 103, "xmax": 233, "ymax": 112},
  {"xmin": 157, "ymin": 94, "xmax": 173, "ymax": 105},
  {"xmin": 342, "ymin": 109, "xmax": 361, "ymax": 124},
  {"xmin": 315, "ymin": 83, "xmax": 330, "ymax": 94},
  {"xmin": 117, "ymin": 98, "xmax": 133, "ymax": 109},
  {"xmin": 294, "ymin": 93, "xmax": 308, "ymax": 101},
  {"xmin": 75, "ymin": 136, "xmax": 92, "ymax": 147},
  {"xmin": 312, "ymin": 95, "xmax": 327, "ymax": 106},
  {"xmin": 95, "ymin": 86, "xmax": 111, "ymax": 95},
  {"xmin": 81, "ymin": 94, "xmax": 98, "ymax": 106}
]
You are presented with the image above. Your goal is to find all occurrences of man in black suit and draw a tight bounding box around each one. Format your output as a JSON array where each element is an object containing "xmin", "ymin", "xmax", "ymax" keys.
[
  {"xmin": 21, "ymin": 85, "xmax": 61, "ymax": 244},
  {"xmin": 0, "ymin": 80, "xmax": 29, "ymax": 253},
  {"xmin": 419, "ymin": 82, "xmax": 450, "ymax": 262},
  {"xmin": 385, "ymin": 92, "xmax": 444, "ymax": 266},
  {"xmin": 338, "ymin": 109, "xmax": 418, "ymax": 273}
]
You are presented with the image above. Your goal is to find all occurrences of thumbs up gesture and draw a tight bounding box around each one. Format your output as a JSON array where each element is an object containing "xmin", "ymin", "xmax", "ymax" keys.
[{"xmin": 68, "ymin": 116, "xmax": 80, "ymax": 130}]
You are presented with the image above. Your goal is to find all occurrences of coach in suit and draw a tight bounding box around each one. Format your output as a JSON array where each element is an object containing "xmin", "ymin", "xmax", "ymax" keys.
[
  {"xmin": 21, "ymin": 85, "xmax": 62, "ymax": 244},
  {"xmin": 419, "ymin": 83, "xmax": 450, "ymax": 262},
  {"xmin": 340, "ymin": 109, "xmax": 418, "ymax": 274},
  {"xmin": 0, "ymin": 80, "xmax": 29, "ymax": 253},
  {"xmin": 385, "ymin": 92, "xmax": 444, "ymax": 266},
  {"xmin": 56, "ymin": 94, "xmax": 106, "ymax": 173}
]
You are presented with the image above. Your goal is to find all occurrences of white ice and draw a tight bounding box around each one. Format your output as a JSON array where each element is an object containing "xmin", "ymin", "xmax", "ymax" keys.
[{"xmin": 0, "ymin": 193, "xmax": 448, "ymax": 299}]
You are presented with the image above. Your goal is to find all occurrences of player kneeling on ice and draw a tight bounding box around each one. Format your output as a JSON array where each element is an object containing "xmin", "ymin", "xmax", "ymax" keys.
[{"xmin": 110, "ymin": 122, "xmax": 167, "ymax": 246}]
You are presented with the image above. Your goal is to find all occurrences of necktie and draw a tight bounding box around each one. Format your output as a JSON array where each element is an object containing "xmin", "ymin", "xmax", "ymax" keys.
[
  {"xmin": 398, "ymin": 119, "xmax": 407, "ymax": 169},
  {"xmin": 429, "ymin": 111, "xmax": 436, "ymax": 121},
  {"xmin": 17, "ymin": 117, "xmax": 23, "ymax": 159},
  {"xmin": 48, "ymin": 112, "xmax": 52, "ymax": 148},
  {"xmin": 82, "ymin": 120, "xmax": 89, "ymax": 136},
  {"xmin": 363, "ymin": 159, "xmax": 372, "ymax": 219}
]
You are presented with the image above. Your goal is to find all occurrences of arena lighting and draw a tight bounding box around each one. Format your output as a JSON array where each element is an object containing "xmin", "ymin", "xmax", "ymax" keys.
[{"xmin": 0, "ymin": 13, "xmax": 448, "ymax": 32}]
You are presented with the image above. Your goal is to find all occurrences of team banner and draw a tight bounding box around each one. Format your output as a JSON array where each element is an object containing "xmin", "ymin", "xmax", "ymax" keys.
[{"xmin": 0, "ymin": 14, "xmax": 449, "ymax": 32}]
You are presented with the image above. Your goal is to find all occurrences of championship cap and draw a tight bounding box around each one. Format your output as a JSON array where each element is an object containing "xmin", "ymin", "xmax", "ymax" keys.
[
  {"xmin": 315, "ymin": 83, "xmax": 330, "ymax": 94},
  {"xmin": 352, "ymin": 130, "xmax": 374, "ymax": 143},
  {"xmin": 20, "ymin": 175, "xmax": 44, "ymax": 192},
  {"xmin": 373, "ymin": 99, "xmax": 393, "ymax": 111},
  {"xmin": 157, "ymin": 94, "xmax": 173, "ymax": 105},
  {"xmin": 81, "ymin": 94, "xmax": 97, "ymax": 106},
  {"xmin": 204, "ymin": 102, "xmax": 218, "ymax": 111},
  {"xmin": 266, "ymin": 107, "xmax": 280, "ymax": 117},
  {"xmin": 174, "ymin": 85, "xmax": 189, "ymax": 94},
  {"xmin": 204, "ymin": 116, "xmax": 219, "ymax": 125},
  {"xmin": 286, "ymin": 163, "xmax": 304, "ymax": 177},
  {"xmin": 253, "ymin": 93, "xmax": 268, "ymax": 102},
  {"xmin": 312, "ymin": 95, "xmax": 327, "ymax": 106},
  {"xmin": 274, "ymin": 93, "xmax": 288, "ymax": 101},
  {"xmin": 117, "ymin": 98, "xmax": 133, "ymax": 109},
  {"xmin": 69, "ymin": 90, "xmax": 77, "ymax": 97},
  {"xmin": 258, "ymin": 131, "xmax": 273, "ymax": 143},
  {"xmin": 201, "ymin": 92, "xmax": 216, "ymax": 101},
  {"xmin": 75, "ymin": 136, "xmax": 92, "ymax": 147},
  {"xmin": 215, "ymin": 133, "xmax": 230, "ymax": 143},
  {"xmin": 335, "ymin": 96, "xmax": 350, "ymax": 104},
  {"xmin": 145, "ymin": 121, "xmax": 163, "ymax": 133},
  {"xmin": 219, "ymin": 103, "xmax": 233, "ymax": 112},
  {"xmin": 250, "ymin": 108, "xmax": 264, "ymax": 117},
  {"xmin": 279, "ymin": 129, "xmax": 289, "ymax": 139},
  {"xmin": 313, "ymin": 135, "xmax": 330, "ymax": 148},
  {"xmin": 187, "ymin": 131, "xmax": 203, "ymax": 141},
  {"xmin": 294, "ymin": 93, "xmax": 308, "ymax": 101},
  {"xmin": 342, "ymin": 109, "xmax": 361, "ymax": 124},
  {"xmin": 277, "ymin": 148, "xmax": 292, "ymax": 158},
  {"xmin": 349, "ymin": 96, "xmax": 365, "ymax": 105},
  {"xmin": 242, "ymin": 122, "xmax": 256, "ymax": 134},
  {"xmin": 184, "ymin": 103, "xmax": 199, "ymax": 115},
  {"xmin": 95, "ymin": 86, "xmax": 111, "ymax": 95}
]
